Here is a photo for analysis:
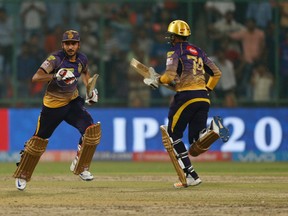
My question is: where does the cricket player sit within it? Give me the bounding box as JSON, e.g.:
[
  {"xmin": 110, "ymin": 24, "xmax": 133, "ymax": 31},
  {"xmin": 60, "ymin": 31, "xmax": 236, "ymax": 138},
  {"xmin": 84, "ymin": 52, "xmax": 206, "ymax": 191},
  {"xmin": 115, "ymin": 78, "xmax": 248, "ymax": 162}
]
[
  {"xmin": 13, "ymin": 30, "xmax": 101, "ymax": 190},
  {"xmin": 143, "ymin": 20, "xmax": 230, "ymax": 188}
]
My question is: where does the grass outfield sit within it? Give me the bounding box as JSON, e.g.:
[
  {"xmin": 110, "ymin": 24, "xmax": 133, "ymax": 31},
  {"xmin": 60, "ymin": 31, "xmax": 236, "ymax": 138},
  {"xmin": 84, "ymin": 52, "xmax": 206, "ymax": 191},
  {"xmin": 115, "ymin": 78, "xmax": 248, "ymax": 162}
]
[{"xmin": 1, "ymin": 161, "xmax": 288, "ymax": 216}]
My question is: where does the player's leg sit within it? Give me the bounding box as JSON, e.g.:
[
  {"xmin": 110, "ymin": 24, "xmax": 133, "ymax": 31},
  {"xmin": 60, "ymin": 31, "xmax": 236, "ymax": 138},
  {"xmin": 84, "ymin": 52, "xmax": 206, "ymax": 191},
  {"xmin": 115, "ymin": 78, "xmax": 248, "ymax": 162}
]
[
  {"xmin": 188, "ymin": 115, "xmax": 230, "ymax": 157},
  {"xmin": 160, "ymin": 125, "xmax": 201, "ymax": 188},
  {"xmin": 13, "ymin": 136, "xmax": 49, "ymax": 190},
  {"xmin": 13, "ymin": 105, "xmax": 67, "ymax": 190},
  {"xmin": 163, "ymin": 98, "xmax": 203, "ymax": 188},
  {"xmin": 65, "ymin": 97, "xmax": 101, "ymax": 181}
]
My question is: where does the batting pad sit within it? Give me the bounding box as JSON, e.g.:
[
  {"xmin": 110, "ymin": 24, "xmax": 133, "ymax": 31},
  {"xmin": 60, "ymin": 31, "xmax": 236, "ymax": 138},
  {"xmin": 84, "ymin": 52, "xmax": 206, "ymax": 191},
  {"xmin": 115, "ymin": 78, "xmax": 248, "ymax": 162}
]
[
  {"xmin": 13, "ymin": 136, "xmax": 48, "ymax": 181},
  {"xmin": 189, "ymin": 130, "xmax": 219, "ymax": 157},
  {"xmin": 73, "ymin": 122, "xmax": 101, "ymax": 175},
  {"xmin": 160, "ymin": 125, "xmax": 187, "ymax": 187}
]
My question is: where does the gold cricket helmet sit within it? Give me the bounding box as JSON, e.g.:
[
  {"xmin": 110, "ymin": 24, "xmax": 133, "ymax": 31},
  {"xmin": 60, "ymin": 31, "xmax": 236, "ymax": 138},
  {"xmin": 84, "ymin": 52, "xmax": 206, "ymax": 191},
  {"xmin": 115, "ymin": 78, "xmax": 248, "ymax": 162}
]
[{"xmin": 167, "ymin": 20, "xmax": 191, "ymax": 36}]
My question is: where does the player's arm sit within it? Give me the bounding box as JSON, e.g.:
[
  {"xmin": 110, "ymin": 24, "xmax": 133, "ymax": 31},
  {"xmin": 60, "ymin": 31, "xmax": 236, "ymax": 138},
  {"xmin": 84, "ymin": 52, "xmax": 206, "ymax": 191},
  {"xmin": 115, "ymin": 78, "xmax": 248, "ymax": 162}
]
[
  {"xmin": 81, "ymin": 68, "xmax": 90, "ymax": 87},
  {"xmin": 144, "ymin": 52, "xmax": 179, "ymax": 90},
  {"xmin": 32, "ymin": 68, "xmax": 54, "ymax": 83},
  {"xmin": 204, "ymin": 61, "xmax": 222, "ymax": 91},
  {"xmin": 81, "ymin": 68, "xmax": 98, "ymax": 105},
  {"xmin": 158, "ymin": 55, "xmax": 179, "ymax": 88}
]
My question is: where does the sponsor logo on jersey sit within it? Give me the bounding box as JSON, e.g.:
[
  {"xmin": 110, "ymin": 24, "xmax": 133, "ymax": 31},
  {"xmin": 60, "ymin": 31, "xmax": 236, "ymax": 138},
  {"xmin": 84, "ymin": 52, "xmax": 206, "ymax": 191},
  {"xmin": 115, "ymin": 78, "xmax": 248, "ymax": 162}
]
[
  {"xmin": 187, "ymin": 46, "xmax": 198, "ymax": 55},
  {"xmin": 78, "ymin": 63, "xmax": 82, "ymax": 73},
  {"xmin": 167, "ymin": 51, "xmax": 174, "ymax": 57},
  {"xmin": 43, "ymin": 60, "xmax": 50, "ymax": 67},
  {"xmin": 166, "ymin": 57, "xmax": 173, "ymax": 65},
  {"xmin": 47, "ymin": 55, "xmax": 56, "ymax": 61}
]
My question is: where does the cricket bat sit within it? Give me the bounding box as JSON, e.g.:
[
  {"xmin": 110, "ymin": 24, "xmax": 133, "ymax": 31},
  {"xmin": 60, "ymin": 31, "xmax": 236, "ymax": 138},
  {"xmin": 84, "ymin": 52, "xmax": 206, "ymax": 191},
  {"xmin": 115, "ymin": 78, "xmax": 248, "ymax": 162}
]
[
  {"xmin": 87, "ymin": 74, "xmax": 99, "ymax": 97},
  {"xmin": 129, "ymin": 58, "xmax": 175, "ymax": 91},
  {"xmin": 130, "ymin": 58, "xmax": 152, "ymax": 78}
]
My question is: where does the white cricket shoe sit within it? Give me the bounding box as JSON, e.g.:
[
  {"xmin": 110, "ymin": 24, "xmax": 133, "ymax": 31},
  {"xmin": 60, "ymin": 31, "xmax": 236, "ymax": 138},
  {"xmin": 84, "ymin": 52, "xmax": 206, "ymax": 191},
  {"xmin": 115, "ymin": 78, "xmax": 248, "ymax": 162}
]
[
  {"xmin": 79, "ymin": 170, "xmax": 94, "ymax": 181},
  {"xmin": 173, "ymin": 177, "xmax": 202, "ymax": 189},
  {"xmin": 15, "ymin": 178, "xmax": 27, "ymax": 191}
]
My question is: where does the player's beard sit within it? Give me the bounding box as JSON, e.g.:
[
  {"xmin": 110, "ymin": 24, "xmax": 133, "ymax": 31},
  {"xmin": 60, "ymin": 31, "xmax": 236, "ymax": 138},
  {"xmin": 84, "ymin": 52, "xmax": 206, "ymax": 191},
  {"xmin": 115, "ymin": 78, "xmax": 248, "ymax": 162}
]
[{"xmin": 64, "ymin": 49, "xmax": 77, "ymax": 59}]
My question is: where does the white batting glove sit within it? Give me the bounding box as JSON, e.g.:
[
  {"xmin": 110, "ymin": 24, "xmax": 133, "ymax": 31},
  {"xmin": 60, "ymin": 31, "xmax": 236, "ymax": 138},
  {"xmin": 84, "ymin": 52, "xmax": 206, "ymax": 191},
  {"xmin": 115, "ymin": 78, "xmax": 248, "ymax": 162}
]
[
  {"xmin": 85, "ymin": 89, "xmax": 98, "ymax": 105},
  {"xmin": 143, "ymin": 67, "xmax": 160, "ymax": 89},
  {"xmin": 54, "ymin": 68, "xmax": 77, "ymax": 84}
]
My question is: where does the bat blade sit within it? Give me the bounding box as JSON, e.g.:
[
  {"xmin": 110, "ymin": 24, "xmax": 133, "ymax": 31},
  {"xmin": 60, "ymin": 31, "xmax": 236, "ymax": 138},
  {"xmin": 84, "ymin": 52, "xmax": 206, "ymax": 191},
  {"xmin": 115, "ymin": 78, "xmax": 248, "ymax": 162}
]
[
  {"xmin": 130, "ymin": 58, "xmax": 150, "ymax": 78},
  {"xmin": 87, "ymin": 74, "xmax": 99, "ymax": 96},
  {"xmin": 129, "ymin": 58, "xmax": 175, "ymax": 91}
]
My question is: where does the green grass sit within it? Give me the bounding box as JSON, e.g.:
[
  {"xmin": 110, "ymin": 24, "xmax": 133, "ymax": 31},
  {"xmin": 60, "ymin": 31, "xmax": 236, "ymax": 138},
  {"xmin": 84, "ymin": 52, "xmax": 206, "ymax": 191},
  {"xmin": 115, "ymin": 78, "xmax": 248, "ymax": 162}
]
[
  {"xmin": 1, "ymin": 161, "xmax": 288, "ymax": 216},
  {"xmin": 2, "ymin": 161, "xmax": 288, "ymax": 174}
]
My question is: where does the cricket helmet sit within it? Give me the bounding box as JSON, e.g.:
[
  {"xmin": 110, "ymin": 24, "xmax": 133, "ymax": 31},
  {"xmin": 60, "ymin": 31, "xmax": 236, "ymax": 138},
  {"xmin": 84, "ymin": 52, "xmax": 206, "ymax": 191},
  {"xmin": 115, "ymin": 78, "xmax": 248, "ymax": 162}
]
[
  {"xmin": 167, "ymin": 20, "xmax": 191, "ymax": 37},
  {"xmin": 62, "ymin": 30, "xmax": 80, "ymax": 42}
]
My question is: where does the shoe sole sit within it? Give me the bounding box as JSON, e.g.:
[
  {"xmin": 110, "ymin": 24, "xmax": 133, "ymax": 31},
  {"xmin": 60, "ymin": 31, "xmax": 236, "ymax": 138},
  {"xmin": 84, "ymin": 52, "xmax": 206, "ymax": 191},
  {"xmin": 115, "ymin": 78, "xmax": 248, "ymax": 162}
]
[
  {"xmin": 174, "ymin": 179, "xmax": 202, "ymax": 188},
  {"xmin": 79, "ymin": 175, "xmax": 94, "ymax": 181},
  {"xmin": 213, "ymin": 116, "xmax": 229, "ymax": 142}
]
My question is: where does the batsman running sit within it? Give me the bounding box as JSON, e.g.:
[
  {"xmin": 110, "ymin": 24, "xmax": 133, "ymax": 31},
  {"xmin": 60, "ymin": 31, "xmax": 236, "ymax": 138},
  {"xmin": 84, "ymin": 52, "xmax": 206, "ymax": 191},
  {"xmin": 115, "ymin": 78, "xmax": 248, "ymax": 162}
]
[
  {"xmin": 142, "ymin": 20, "xmax": 230, "ymax": 188},
  {"xmin": 13, "ymin": 30, "xmax": 101, "ymax": 190}
]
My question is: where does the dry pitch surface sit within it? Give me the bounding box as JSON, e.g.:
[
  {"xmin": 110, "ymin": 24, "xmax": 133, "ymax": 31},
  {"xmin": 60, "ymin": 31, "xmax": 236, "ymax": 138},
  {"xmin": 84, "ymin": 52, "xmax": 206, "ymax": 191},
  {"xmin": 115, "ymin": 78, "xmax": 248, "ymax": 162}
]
[{"xmin": 0, "ymin": 161, "xmax": 288, "ymax": 216}]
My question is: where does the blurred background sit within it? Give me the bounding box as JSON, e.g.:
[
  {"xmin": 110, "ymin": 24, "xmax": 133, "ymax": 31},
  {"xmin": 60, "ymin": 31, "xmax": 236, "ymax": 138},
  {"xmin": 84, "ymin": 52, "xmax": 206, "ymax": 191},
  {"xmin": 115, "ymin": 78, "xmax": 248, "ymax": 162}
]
[
  {"xmin": 0, "ymin": 0, "xmax": 287, "ymax": 163},
  {"xmin": 0, "ymin": 0, "xmax": 287, "ymax": 107}
]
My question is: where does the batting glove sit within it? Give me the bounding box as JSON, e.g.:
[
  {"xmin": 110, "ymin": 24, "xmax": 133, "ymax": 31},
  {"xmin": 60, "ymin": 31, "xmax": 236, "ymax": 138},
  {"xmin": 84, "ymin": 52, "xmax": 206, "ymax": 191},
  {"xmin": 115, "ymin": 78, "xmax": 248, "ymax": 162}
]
[{"xmin": 85, "ymin": 89, "xmax": 98, "ymax": 105}]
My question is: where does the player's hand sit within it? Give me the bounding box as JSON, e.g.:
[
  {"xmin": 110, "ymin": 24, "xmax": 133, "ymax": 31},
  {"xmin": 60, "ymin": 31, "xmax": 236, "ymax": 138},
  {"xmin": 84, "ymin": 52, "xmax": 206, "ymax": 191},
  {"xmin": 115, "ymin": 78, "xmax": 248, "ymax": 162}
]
[
  {"xmin": 143, "ymin": 67, "xmax": 160, "ymax": 89},
  {"xmin": 54, "ymin": 68, "xmax": 77, "ymax": 84},
  {"xmin": 85, "ymin": 89, "xmax": 98, "ymax": 105},
  {"xmin": 143, "ymin": 77, "xmax": 159, "ymax": 89}
]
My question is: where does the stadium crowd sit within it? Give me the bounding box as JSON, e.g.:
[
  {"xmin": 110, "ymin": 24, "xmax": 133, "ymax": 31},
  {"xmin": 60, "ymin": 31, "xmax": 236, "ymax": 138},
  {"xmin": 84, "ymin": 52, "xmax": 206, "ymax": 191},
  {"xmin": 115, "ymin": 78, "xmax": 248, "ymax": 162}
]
[{"xmin": 0, "ymin": 0, "xmax": 287, "ymax": 107}]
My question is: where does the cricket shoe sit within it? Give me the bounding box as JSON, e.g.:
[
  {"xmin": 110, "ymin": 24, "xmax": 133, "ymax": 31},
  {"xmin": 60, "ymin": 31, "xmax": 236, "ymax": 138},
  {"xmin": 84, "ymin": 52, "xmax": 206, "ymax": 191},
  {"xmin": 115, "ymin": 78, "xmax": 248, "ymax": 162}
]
[
  {"xmin": 212, "ymin": 116, "xmax": 230, "ymax": 142},
  {"xmin": 173, "ymin": 176, "xmax": 202, "ymax": 189},
  {"xmin": 79, "ymin": 170, "xmax": 94, "ymax": 181},
  {"xmin": 15, "ymin": 178, "xmax": 27, "ymax": 191}
]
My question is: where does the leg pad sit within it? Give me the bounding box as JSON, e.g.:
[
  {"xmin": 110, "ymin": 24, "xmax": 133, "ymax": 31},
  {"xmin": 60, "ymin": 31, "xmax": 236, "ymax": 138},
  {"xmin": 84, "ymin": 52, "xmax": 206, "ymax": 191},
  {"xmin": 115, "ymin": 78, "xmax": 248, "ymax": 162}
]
[
  {"xmin": 73, "ymin": 123, "xmax": 101, "ymax": 175},
  {"xmin": 189, "ymin": 129, "xmax": 219, "ymax": 157},
  {"xmin": 13, "ymin": 136, "xmax": 48, "ymax": 181},
  {"xmin": 160, "ymin": 125, "xmax": 187, "ymax": 187}
]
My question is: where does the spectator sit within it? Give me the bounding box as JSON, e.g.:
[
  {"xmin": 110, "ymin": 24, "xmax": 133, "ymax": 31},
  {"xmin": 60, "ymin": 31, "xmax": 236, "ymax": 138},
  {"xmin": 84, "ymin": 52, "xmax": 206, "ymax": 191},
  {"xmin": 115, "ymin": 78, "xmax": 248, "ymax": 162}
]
[
  {"xmin": 0, "ymin": 7, "xmax": 14, "ymax": 97},
  {"xmin": 110, "ymin": 3, "xmax": 133, "ymax": 52},
  {"xmin": 229, "ymin": 18, "xmax": 266, "ymax": 99},
  {"xmin": 211, "ymin": 48, "xmax": 237, "ymax": 107},
  {"xmin": 75, "ymin": 2, "xmax": 101, "ymax": 34},
  {"xmin": 16, "ymin": 42, "xmax": 38, "ymax": 98},
  {"xmin": 246, "ymin": 1, "xmax": 272, "ymax": 30},
  {"xmin": 208, "ymin": 10, "xmax": 245, "ymax": 53},
  {"xmin": 45, "ymin": 2, "xmax": 66, "ymax": 30},
  {"xmin": 205, "ymin": 1, "xmax": 236, "ymax": 23},
  {"xmin": 126, "ymin": 41, "xmax": 151, "ymax": 107},
  {"xmin": 27, "ymin": 33, "xmax": 47, "ymax": 96},
  {"xmin": 250, "ymin": 62, "xmax": 274, "ymax": 102},
  {"xmin": 134, "ymin": 27, "xmax": 153, "ymax": 58},
  {"xmin": 101, "ymin": 26, "xmax": 120, "ymax": 98},
  {"xmin": 20, "ymin": 0, "xmax": 47, "ymax": 40},
  {"xmin": 44, "ymin": 25, "xmax": 63, "ymax": 53}
]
